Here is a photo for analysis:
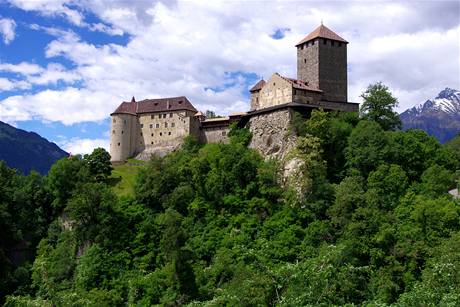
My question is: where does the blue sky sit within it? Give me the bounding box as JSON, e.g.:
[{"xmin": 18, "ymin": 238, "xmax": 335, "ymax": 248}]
[{"xmin": 0, "ymin": 0, "xmax": 458, "ymax": 154}]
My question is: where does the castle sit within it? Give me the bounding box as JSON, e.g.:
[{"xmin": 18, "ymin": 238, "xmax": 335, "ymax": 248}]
[{"xmin": 110, "ymin": 24, "xmax": 359, "ymax": 162}]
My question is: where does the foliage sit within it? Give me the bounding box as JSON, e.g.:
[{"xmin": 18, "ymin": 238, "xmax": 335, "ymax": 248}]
[
  {"xmin": 360, "ymin": 82, "xmax": 402, "ymax": 131},
  {"xmin": 3, "ymin": 107, "xmax": 460, "ymax": 305},
  {"xmin": 83, "ymin": 147, "xmax": 113, "ymax": 181}
]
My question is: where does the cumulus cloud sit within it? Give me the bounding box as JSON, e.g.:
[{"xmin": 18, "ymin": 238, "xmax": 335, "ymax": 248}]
[
  {"xmin": 1, "ymin": 0, "xmax": 459, "ymax": 127},
  {"xmin": 0, "ymin": 18, "xmax": 16, "ymax": 44},
  {"xmin": 59, "ymin": 137, "xmax": 109, "ymax": 155}
]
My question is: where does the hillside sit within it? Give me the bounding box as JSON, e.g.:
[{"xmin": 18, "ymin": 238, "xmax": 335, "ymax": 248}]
[
  {"xmin": 400, "ymin": 88, "xmax": 460, "ymax": 143},
  {"xmin": 0, "ymin": 121, "xmax": 68, "ymax": 174},
  {"xmin": 2, "ymin": 110, "xmax": 460, "ymax": 306}
]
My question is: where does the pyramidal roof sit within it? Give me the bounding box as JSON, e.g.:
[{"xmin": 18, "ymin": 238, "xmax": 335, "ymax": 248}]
[{"xmin": 296, "ymin": 24, "xmax": 348, "ymax": 46}]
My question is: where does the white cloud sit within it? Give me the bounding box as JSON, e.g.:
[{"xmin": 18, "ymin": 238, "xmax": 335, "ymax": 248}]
[
  {"xmin": 58, "ymin": 137, "xmax": 109, "ymax": 155},
  {"xmin": 0, "ymin": 18, "xmax": 16, "ymax": 44},
  {"xmin": 0, "ymin": 0, "xmax": 459, "ymax": 127}
]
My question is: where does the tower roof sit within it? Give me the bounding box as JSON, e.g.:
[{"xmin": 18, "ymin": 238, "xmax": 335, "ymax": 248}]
[{"xmin": 296, "ymin": 24, "xmax": 348, "ymax": 46}]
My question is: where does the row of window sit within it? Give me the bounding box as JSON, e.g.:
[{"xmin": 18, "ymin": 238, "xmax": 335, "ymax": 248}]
[
  {"xmin": 151, "ymin": 113, "xmax": 173, "ymax": 119},
  {"xmin": 115, "ymin": 131, "xmax": 175, "ymax": 147},
  {"xmin": 140, "ymin": 122, "xmax": 176, "ymax": 129},
  {"xmin": 298, "ymin": 39, "xmax": 343, "ymax": 50}
]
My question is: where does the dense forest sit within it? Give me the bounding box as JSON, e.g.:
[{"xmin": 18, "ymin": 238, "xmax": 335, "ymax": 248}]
[{"xmin": 1, "ymin": 84, "xmax": 460, "ymax": 306}]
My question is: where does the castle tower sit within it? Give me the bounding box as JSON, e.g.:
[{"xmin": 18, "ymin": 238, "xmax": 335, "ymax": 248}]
[
  {"xmin": 109, "ymin": 97, "xmax": 139, "ymax": 162},
  {"xmin": 296, "ymin": 24, "xmax": 348, "ymax": 102}
]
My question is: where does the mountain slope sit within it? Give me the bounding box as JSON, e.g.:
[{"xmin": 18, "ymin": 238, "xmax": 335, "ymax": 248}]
[
  {"xmin": 400, "ymin": 88, "xmax": 460, "ymax": 143},
  {"xmin": 0, "ymin": 121, "xmax": 68, "ymax": 174}
]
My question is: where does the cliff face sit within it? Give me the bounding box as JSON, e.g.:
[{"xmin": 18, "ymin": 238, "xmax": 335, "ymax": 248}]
[
  {"xmin": 0, "ymin": 121, "xmax": 68, "ymax": 174},
  {"xmin": 400, "ymin": 88, "xmax": 460, "ymax": 143}
]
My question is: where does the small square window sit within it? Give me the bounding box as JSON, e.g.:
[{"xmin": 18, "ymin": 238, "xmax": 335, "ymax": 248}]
[
  {"xmin": 304, "ymin": 59, "xmax": 306, "ymax": 63},
  {"xmin": 222, "ymin": 131, "xmax": 226, "ymax": 136},
  {"xmin": 124, "ymin": 120, "xmax": 127, "ymax": 124},
  {"xmin": 112, "ymin": 130, "xmax": 115, "ymax": 134},
  {"xmin": 151, "ymin": 115, "xmax": 154, "ymax": 119},
  {"xmin": 165, "ymin": 122, "xmax": 168, "ymax": 128},
  {"xmin": 150, "ymin": 124, "xmax": 153, "ymax": 128},
  {"xmin": 151, "ymin": 133, "xmax": 153, "ymax": 137},
  {"xmin": 140, "ymin": 124, "xmax": 143, "ymax": 128},
  {"xmin": 121, "ymin": 130, "xmax": 124, "ymax": 134},
  {"xmin": 156, "ymin": 123, "xmax": 160, "ymax": 128},
  {"xmin": 113, "ymin": 119, "xmax": 116, "ymax": 123},
  {"xmin": 117, "ymin": 142, "xmax": 120, "ymax": 146},
  {"xmin": 140, "ymin": 132, "xmax": 143, "ymax": 136},
  {"xmin": 171, "ymin": 123, "xmax": 175, "ymax": 127},
  {"xmin": 169, "ymin": 113, "xmax": 173, "ymax": 118},
  {"xmin": 163, "ymin": 114, "xmax": 166, "ymax": 118},
  {"xmin": 168, "ymin": 132, "xmax": 171, "ymax": 135},
  {"xmin": 151, "ymin": 141, "xmax": 153, "ymax": 145},
  {"xmin": 160, "ymin": 132, "xmax": 162, "ymax": 136}
]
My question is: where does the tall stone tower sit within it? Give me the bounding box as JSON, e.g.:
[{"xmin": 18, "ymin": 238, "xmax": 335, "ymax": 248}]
[{"xmin": 296, "ymin": 24, "xmax": 348, "ymax": 102}]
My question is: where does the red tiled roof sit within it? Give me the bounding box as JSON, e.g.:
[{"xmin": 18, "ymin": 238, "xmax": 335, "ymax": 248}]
[
  {"xmin": 296, "ymin": 24, "xmax": 348, "ymax": 46},
  {"xmin": 111, "ymin": 96, "xmax": 197, "ymax": 116},
  {"xmin": 137, "ymin": 96, "xmax": 197, "ymax": 114},
  {"xmin": 111, "ymin": 101, "xmax": 137, "ymax": 115},
  {"xmin": 250, "ymin": 79, "xmax": 266, "ymax": 92},
  {"xmin": 279, "ymin": 74, "xmax": 323, "ymax": 92}
]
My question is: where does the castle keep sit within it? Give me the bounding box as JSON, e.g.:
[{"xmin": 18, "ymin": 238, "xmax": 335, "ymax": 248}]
[{"xmin": 110, "ymin": 24, "xmax": 358, "ymax": 162}]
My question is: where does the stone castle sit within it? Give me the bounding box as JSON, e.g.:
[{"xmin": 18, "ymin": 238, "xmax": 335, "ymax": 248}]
[{"xmin": 110, "ymin": 24, "xmax": 358, "ymax": 162}]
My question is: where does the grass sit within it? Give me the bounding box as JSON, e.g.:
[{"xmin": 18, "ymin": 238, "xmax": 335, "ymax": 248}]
[{"xmin": 108, "ymin": 159, "xmax": 146, "ymax": 197}]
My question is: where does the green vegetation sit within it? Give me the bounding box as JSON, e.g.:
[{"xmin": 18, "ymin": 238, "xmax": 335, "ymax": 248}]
[
  {"xmin": 108, "ymin": 159, "xmax": 145, "ymax": 197},
  {"xmin": 1, "ymin": 84, "xmax": 460, "ymax": 306}
]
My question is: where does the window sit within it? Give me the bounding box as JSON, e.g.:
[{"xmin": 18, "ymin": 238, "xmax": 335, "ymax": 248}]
[
  {"xmin": 151, "ymin": 115, "xmax": 154, "ymax": 119},
  {"xmin": 156, "ymin": 123, "xmax": 160, "ymax": 128},
  {"xmin": 304, "ymin": 59, "xmax": 306, "ymax": 63},
  {"xmin": 171, "ymin": 122, "xmax": 175, "ymax": 128},
  {"xmin": 112, "ymin": 130, "xmax": 115, "ymax": 134},
  {"xmin": 121, "ymin": 130, "xmax": 124, "ymax": 134},
  {"xmin": 323, "ymin": 39, "xmax": 327, "ymax": 44},
  {"xmin": 117, "ymin": 142, "xmax": 120, "ymax": 146},
  {"xmin": 168, "ymin": 132, "xmax": 171, "ymax": 135},
  {"xmin": 160, "ymin": 132, "xmax": 162, "ymax": 136},
  {"xmin": 338, "ymin": 42, "xmax": 342, "ymax": 47},
  {"xmin": 273, "ymin": 82, "xmax": 276, "ymax": 86},
  {"xmin": 222, "ymin": 131, "xmax": 226, "ymax": 136},
  {"xmin": 140, "ymin": 132, "xmax": 143, "ymax": 136},
  {"xmin": 256, "ymin": 97, "xmax": 259, "ymax": 103},
  {"xmin": 151, "ymin": 141, "xmax": 153, "ymax": 145},
  {"xmin": 113, "ymin": 118, "xmax": 116, "ymax": 123},
  {"xmin": 124, "ymin": 119, "xmax": 127, "ymax": 124},
  {"xmin": 165, "ymin": 122, "xmax": 168, "ymax": 128},
  {"xmin": 169, "ymin": 113, "xmax": 173, "ymax": 118},
  {"xmin": 140, "ymin": 124, "xmax": 144, "ymax": 128},
  {"xmin": 150, "ymin": 124, "xmax": 153, "ymax": 128},
  {"xmin": 151, "ymin": 133, "xmax": 153, "ymax": 137},
  {"xmin": 163, "ymin": 114, "xmax": 166, "ymax": 118}
]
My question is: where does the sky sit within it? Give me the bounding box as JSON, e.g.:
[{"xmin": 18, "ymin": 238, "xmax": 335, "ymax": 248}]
[{"xmin": 0, "ymin": 0, "xmax": 459, "ymax": 154}]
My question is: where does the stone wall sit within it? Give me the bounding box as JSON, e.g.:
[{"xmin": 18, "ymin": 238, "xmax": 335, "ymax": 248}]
[
  {"xmin": 297, "ymin": 38, "xmax": 347, "ymax": 102},
  {"xmin": 202, "ymin": 125, "xmax": 229, "ymax": 143},
  {"xmin": 247, "ymin": 108, "xmax": 296, "ymax": 160},
  {"xmin": 258, "ymin": 74, "xmax": 292, "ymax": 110}
]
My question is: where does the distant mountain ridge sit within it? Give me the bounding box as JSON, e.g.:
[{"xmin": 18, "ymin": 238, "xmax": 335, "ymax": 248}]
[
  {"xmin": 0, "ymin": 121, "xmax": 68, "ymax": 174},
  {"xmin": 400, "ymin": 88, "xmax": 460, "ymax": 143}
]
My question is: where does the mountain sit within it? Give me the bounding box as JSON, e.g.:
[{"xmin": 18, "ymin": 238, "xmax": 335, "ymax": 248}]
[
  {"xmin": 0, "ymin": 121, "xmax": 68, "ymax": 174},
  {"xmin": 400, "ymin": 88, "xmax": 460, "ymax": 143}
]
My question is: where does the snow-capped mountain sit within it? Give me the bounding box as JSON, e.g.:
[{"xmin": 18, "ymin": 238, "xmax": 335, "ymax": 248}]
[{"xmin": 400, "ymin": 88, "xmax": 460, "ymax": 143}]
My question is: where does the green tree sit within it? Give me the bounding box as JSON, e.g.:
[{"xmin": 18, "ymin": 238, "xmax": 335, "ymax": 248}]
[
  {"xmin": 84, "ymin": 147, "xmax": 113, "ymax": 182},
  {"xmin": 360, "ymin": 82, "xmax": 401, "ymax": 130}
]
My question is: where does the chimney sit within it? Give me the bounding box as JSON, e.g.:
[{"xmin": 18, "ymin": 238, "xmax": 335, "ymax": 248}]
[{"xmin": 131, "ymin": 96, "xmax": 136, "ymax": 103}]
